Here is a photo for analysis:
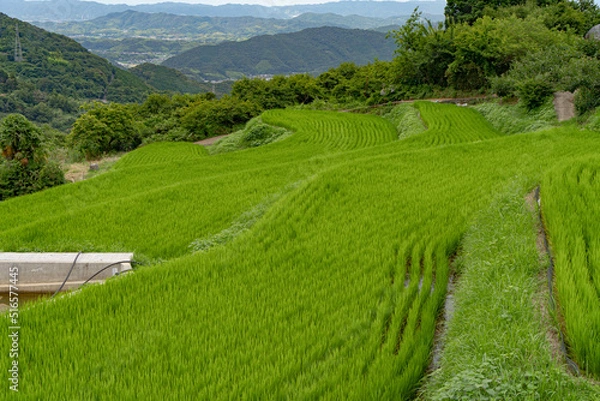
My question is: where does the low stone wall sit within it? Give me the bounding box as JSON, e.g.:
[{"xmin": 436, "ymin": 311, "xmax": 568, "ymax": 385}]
[{"xmin": 553, "ymin": 91, "xmax": 576, "ymax": 122}]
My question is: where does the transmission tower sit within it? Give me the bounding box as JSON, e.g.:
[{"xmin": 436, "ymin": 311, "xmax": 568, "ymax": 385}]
[{"xmin": 14, "ymin": 23, "xmax": 23, "ymax": 62}]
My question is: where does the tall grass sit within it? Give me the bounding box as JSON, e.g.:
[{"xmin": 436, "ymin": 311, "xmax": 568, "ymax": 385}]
[{"xmin": 473, "ymin": 100, "xmax": 558, "ymax": 135}]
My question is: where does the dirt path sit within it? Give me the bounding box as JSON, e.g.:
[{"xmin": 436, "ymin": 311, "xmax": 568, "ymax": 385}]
[{"xmin": 195, "ymin": 134, "xmax": 229, "ymax": 146}]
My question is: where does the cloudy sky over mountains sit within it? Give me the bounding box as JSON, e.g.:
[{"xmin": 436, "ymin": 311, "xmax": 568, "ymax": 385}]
[{"xmin": 89, "ymin": 0, "xmax": 426, "ymax": 6}]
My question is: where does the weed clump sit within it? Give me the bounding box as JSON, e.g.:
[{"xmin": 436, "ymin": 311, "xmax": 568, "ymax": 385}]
[{"xmin": 209, "ymin": 117, "xmax": 292, "ymax": 155}]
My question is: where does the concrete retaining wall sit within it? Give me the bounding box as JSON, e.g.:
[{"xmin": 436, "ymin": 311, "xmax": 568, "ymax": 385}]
[{"xmin": 0, "ymin": 253, "xmax": 133, "ymax": 293}]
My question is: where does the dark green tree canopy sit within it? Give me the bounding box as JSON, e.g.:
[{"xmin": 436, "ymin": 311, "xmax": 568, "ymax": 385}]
[
  {"xmin": 0, "ymin": 113, "xmax": 43, "ymax": 164},
  {"xmin": 445, "ymin": 0, "xmax": 562, "ymax": 25},
  {"xmin": 0, "ymin": 113, "xmax": 64, "ymax": 200}
]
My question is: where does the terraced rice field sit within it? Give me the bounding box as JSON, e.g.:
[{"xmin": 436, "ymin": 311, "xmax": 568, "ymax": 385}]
[
  {"xmin": 542, "ymin": 158, "xmax": 600, "ymax": 378},
  {"xmin": 1, "ymin": 103, "xmax": 599, "ymax": 399}
]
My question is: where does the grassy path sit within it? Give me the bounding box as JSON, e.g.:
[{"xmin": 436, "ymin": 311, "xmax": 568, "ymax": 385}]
[{"xmin": 422, "ymin": 187, "xmax": 600, "ymax": 400}]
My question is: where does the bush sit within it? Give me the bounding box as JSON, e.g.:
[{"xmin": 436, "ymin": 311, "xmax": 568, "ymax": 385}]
[
  {"xmin": 586, "ymin": 108, "xmax": 600, "ymax": 132},
  {"xmin": 517, "ymin": 77, "xmax": 554, "ymax": 111},
  {"xmin": 0, "ymin": 160, "xmax": 35, "ymax": 200},
  {"xmin": 180, "ymin": 96, "xmax": 260, "ymax": 141},
  {"xmin": 239, "ymin": 119, "xmax": 288, "ymax": 147},
  {"xmin": 575, "ymin": 86, "xmax": 600, "ymax": 116},
  {"xmin": 36, "ymin": 161, "xmax": 66, "ymax": 191}
]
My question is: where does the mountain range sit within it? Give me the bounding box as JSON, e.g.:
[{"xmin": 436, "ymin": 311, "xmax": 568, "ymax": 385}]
[
  {"xmin": 0, "ymin": 0, "xmax": 446, "ymax": 22},
  {"xmin": 35, "ymin": 10, "xmax": 421, "ymax": 66},
  {"xmin": 37, "ymin": 10, "xmax": 411, "ymax": 40},
  {"xmin": 162, "ymin": 26, "xmax": 397, "ymax": 80}
]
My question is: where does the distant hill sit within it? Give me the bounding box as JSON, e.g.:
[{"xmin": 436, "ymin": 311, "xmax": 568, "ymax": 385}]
[
  {"xmin": 130, "ymin": 63, "xmax": 232, "ymax": 96},
  {"xmin": 36, "ymin": 10, "xmax": 409, "ymax": 41},
  {"xmin": 162, "ymin": 26, "xmax": 397, "ymax": 81},
  {"xmin": 36, "ymin": 11, "xmax": 408, "ymax": 67},
  {"xmin": 79, "ymin": 37, "xmax": 200, "ymax": 68},
  {"xmin": 35, "ymin": 10, "xmax": 413, "ymax": 66},
  {"xmin": 0, "ymin": 0, "xmax": 446, "ymax": 22}
]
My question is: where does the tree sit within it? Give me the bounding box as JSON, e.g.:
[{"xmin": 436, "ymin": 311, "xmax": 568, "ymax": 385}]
[
  {"xmin": 180, "ymin": 96, "xmax": 259, "ymax": 141},
  {"xmin": 0, "ymin": 113, "xmax": 44, "ymax": 165},
  {"xmin": 68, "ymin": 102, "xmax": 140, "ymax": 160},
  {"xmin": 0, "ymin": 114, "xmax": 65, "ymax": 200},
  {"xmin": 388, "ymin": 10, "xmax": 454, "ymax": 90},
  {"xmin": 445, "ymin": 0, "xmax": 560, "ymax": 25}
]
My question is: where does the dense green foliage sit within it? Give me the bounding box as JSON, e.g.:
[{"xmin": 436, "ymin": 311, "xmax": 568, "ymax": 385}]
[
  {"xmin": 68, "ymin": 103, "xmax": 141, "ymax": 160},
  {"xmin": 445, "ymin": 0, "xmax": 545, "ymax": 25},
  {"xmin": 388, "ymin": 3, "xmax": 600, "ymax": 108},
  {"xmin": 162, "ymin": 27, "xmax": 397, "ymax": 80},
  {"xmin": 2, "ymin": 103, "xmax": 600, "ymax": 399},
  {"xmin": 0, "ymin": 13, "xmax": 153, "ymax": 130},
  {"xmin": 0, "ymin": 113, "xmax": 64, "ymax": 199},
  {"xmin": 66, "ymin": 91, "xmax": 260, "ymax": 157}
]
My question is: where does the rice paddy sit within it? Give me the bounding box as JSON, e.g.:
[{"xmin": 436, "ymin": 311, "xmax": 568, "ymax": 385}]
[{"xmin": 1, "ymin": 102, "xmax": 599, "ymax": 399}]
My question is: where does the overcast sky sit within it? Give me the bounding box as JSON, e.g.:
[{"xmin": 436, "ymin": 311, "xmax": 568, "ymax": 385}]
[
  {"xmin": 89, "ymin": 0, "xmax": 420, "ymax": 6},
  {"xmin": 83, "ymin": 0, "xmax": 600, "ymax": 6}
]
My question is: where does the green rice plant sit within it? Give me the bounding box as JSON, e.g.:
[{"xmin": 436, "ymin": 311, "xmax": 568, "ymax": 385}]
[
  {"xmin": 2, "ymin": 103, "xmax": 600, "ymax": 399},
  {"xmin": 114, "ymin": 141, "xmax": 208, "ymax": 169},
  {"xmin": 541, "ymin": 159, "xmax": 600, "ymax": 378},
  {"xmin": 401, "ymin": 101, "xmax": 501, "ymax": 147}
]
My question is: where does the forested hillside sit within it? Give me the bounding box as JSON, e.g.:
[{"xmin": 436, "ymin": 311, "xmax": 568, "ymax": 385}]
[
  {"xmin": 0, "ymin": 13, "xmax": 152, "ymax": 129},
  {"xmin": 162, "ymin": 27, "xmax": 397, "ymax": 80},
  {"xmin": 130, "ymin": 63, "xmax": 232, "ymax": 95}
]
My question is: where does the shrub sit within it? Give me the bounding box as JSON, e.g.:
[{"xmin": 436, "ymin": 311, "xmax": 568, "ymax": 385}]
[{"xmin": 517, "ymin": 77, "xmax": 554, "ymax": 111}]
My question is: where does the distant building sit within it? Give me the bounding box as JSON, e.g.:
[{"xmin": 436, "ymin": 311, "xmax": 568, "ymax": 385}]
[{"xmin": 585, "ymin": 24, "xmax": 600, "ymax": 40}]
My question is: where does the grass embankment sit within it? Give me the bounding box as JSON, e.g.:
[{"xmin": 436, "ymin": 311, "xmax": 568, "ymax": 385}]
[
  {"xmin": 423, "ymin": 187, "xmax": 600, "ymax": 400},
  {"xmin": 1, "ymin": 103, "xmax": 600, "ymax": 399},
  {"xmin": 473, "ymin": 101, "xmax": 558, "ymax": 134}
]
